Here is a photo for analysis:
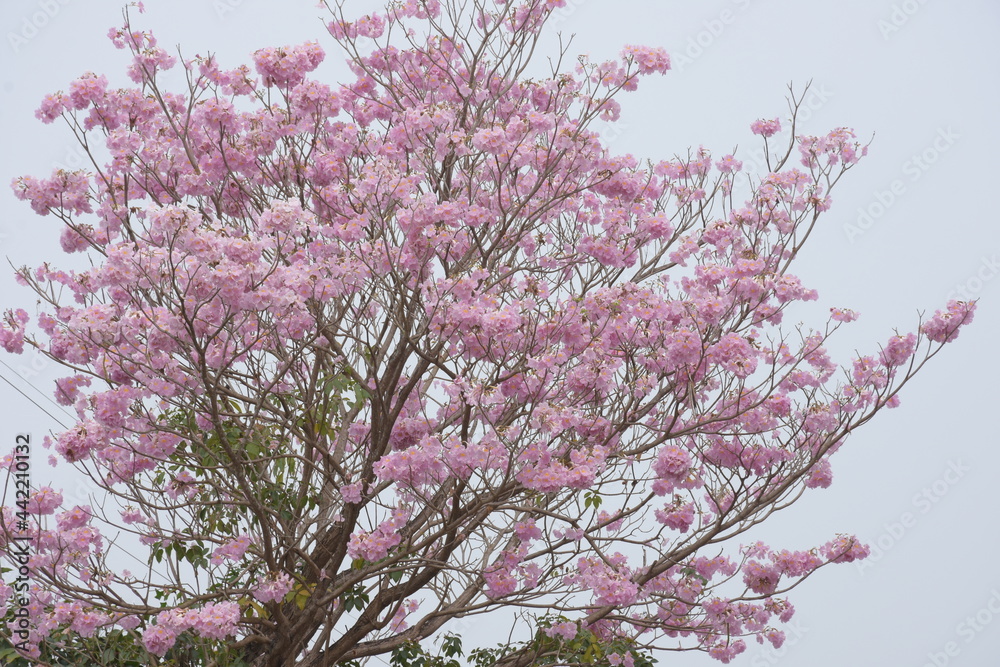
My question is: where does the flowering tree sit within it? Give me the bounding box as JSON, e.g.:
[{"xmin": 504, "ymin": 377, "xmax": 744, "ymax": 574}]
[{"xmin": 0, "ymin": 1, "xmax": 975, "ymax": 665}]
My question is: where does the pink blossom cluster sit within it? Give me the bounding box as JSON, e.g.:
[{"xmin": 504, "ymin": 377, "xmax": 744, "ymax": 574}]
[
  {"xmin": 482, "ymin": 546, "xmax": 544, "ymax": 599},
  {"xmin": 339, "ymin": 481, "xmax": 364, "ymax": 504},
  {"xmin": 142, "ymin": 602, "xmax": 240, "ymax": 656},
  {"xmin": 327, "ymin": 13, "xmax": 386, "ymax": 40},
  {"xmin": 252, "ymin": 42, "xmax": 325, "ymax": 88},
  {"xmin": 374, "ymin": 437, "xmax": 448, "ymax": 487},
  {"xmin": 347, "ymin": 509, "xmax": 409, "ymax": 562},
  {"xmin": 45, "ymin": 602, "xmax": 111, "ymax": 638},
  {"xmin": 880, "ymin": 332, "xmax": 917, "ymax": 367},
  {"xmin": 210, "ymin": 534, "xmax": 252, "ymax": 565},
  {"xmin": 253, "ymin": 573, "xmax": 294, "ymax": 604},
  {"xmin": 517, "ymin": 443, "xmax": 609, "ymax": 492},
  {"xmin": 0, "ymin": 309, "xmax": 29, "ymax": 354},
  {"xmin": 543, "ymin": 621, "xmax": 579, "ymax": 641},
  {"xmin": 621, "ymin": 45, "xmax": 671, "ymax": 74},
  {"xmin": 920, "ymin": 300, "xmax": 976, "ymax": 343},
  {"xmin": 651, "ymin": 445, "xmax": 693, "ymax": 495},
  {"xmin": 390, "ymin": 598, "xmax": 420, "ymax": 632},
  {"xmin": 655, "ymin": 499, "xmax": 696, "ymax": 532},
  {"xmin": 11, "ymin": 170, "xmax": 92, "ymax": 218},
  {"xmin": 750, "ymin": 118, "xmax": 781, "ymax": 137},
  {"xmin": 565, "ymin": 554, "xmax": 639, "ymax": 606},
  {"xmin": 27, "ymin": 487, "xmax": 62, "ymax": 515},
  {"xmin": 797, "ymin": 127, "xmax": 868, "ymax": 168},
  {"xmin": 820, "ymin": 534, "xmax": 870, "ymax": 563}
]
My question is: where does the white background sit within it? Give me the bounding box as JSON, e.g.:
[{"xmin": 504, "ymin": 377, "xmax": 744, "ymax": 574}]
[{"xmin": 1, "ymin": 1, "xmax": 998, "ymax": 665}]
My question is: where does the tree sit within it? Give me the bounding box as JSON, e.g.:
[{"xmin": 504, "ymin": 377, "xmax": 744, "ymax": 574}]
[{"xmin": 0, "ymin": 0, "xmax": 976, "ymax": 665}]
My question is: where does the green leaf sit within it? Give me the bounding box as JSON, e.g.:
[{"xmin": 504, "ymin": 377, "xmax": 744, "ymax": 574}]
[{"xmin": 441, "ymin": 634, "xmax": 462, "ymax": 658}]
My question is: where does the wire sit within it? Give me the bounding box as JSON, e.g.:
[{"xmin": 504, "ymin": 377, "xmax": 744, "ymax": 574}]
[
  {"xmin": 0, "ymin": 367, "xmax": 69, "ymax": 430},
  {"xmin": 0, "ymin": 358, "xmax": 77, "ymax": 424}
]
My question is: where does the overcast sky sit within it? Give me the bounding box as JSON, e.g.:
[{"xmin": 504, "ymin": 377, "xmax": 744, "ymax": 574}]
[{"xmin": 1, "ymin": 1, "xmax": 999, "ymax": 665}]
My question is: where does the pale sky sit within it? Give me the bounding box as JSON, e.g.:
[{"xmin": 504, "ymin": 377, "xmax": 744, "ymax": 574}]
[{"xmin": 1, "ymin": 1, "xmax": 999, "ymax": 665}]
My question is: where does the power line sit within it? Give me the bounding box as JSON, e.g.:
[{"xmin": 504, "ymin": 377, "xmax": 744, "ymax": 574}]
[
  {"xmin": 0, "ymin": 358, "xmax": 77, "ymax": 423},
  {"xmin": 0, "ymin": 364, "xmax": 70, "ymax": 429}
]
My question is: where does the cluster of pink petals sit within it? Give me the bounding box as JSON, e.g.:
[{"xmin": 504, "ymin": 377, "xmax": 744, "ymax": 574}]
[
  {"xmin": 921, "ymin": 300, "xmax": 976, "ymax": 343},
  {"xmin": 347, "ymin": 509, "xmax": 409, "ymax": 562},
  {"xmin": 750, "ymin": 118, "xmax": 781, "ymax": 137},
  {"xmin": 142, "ymin": 602, "xmax": 241, "ymax": 656},
  {"xmin": 253, "ymin": 573, "xmax": 294, "ymax": 604},
  {"xmin": 252, "ymin": 42, "xmax": 324, "ymax": 88}
]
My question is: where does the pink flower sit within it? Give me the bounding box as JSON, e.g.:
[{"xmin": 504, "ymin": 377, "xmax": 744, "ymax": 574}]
[
  {"xmin": 253, "ymin": 573, "xmax": 293, "ymax": 604},
  {"xmin": 210, "ymin": 534, "xmax": 252, "ymax": 565},
  {"xmin": 655, "ymin": 502, "xmax": 695, "ymax": 532},
  {"xmin": 821, "ymin": 535, "xmax": 869, "ymax": 563},
  {"xmin": 483, "ymin": 566, "xmax": 518, "ymax": 598},
  {"xmin": 347, "ymin": 509, "xmax": 408, "ymax": 562},
  {"xmin": 117, "ymin": 615, "xmax": 140, "ymax": 631},
  {"xmin": 68, "ymin": 72, "xmax": 109, "ymax": 110},
  {"xmin": 54, "ymin": 375, "xmax": 92, "ymax": 406},
  {"xmin": 804, "ymin": 459, "xmax": 832, "ymax": 489},
  {"xmin": 253, "ymin": 42, "xmax": 325, "ymax": 88},
  {"xmin": 57, "ymin": 505, "xmax": 91, "ymax": 531},
  {"xmin": 742, "ymin": 560, "xmax": 780, "ymax": 594},
  {"xmin": 653, "ymin": 445, "xmax": 691, "ymax": 479},
  {"xmin": 514, "ymin": 520, "xmax": 542, "ymax": 543},
  {"xmin": 751, "ymin": 118, "xmax": 781, "ymax": 138},
  {"xmin": 471, "ymin": 127, "xmax": 509, "ymax": 155},
  {"xmin": 190, "ymin": 601, "xmax": 240, "ymax": 640},
  {"xmin": 70, "ymin": 609, "xmax": 108, "ymax": 637},
  {"xmin": 27, "ymin": 487, "xmax": 62, "ymax": 515},
  {"xmin": 764, "ymin": 629, "xmax": 786, "ymax": 649},
  {"xmin": 715, "ymin": 154, "xmax": 742, "ymax": 173},
  {"xmin": 0, "ymin": 309, "xmax": 29, "ymax": 354},
  {"xmin": 708, "ymin": 640, "xmax": 746, "ymax": 663},
  {"xmin": 35, "ymin": 93, "xmax": 69, "ymax": 123},
  {"xmin": 543, "ymin": 621, "xmax": 578, "ymax": 641},
  {"xmin": 772, "ymin": 549, "xmax": 822, "ymax": 577},
  {"xmin": 390, "ymin": 598, "xmax": 420, "ymax": 632},
  {"xmin": 340, "ymin": 481, "xmax": 363, "ymax": 504},
  {"xmin": 880, "ymin": 332, "xmax": 917, "ymax": 367},
  {"xmin": 920, "ymin": 300, "xmax": 976, "ymax": 343},
  {"xmin": 142, "ymin": 624, "xmax": 178, "ymax": 657},
  {"xmin": 622, "ymin": 45, "xmax": 671, "ymax": 74},
  {"xmin": 830, "ymin": 307, "xmax": 859, "ymax": 323}
]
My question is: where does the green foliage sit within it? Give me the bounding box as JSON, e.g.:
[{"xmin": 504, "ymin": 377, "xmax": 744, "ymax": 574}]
[
  {"xmin": 0, "ymin": 623, "xmax": 258, "ymax": 667},
  {"xmin": 468, "ymin": 617, "xmax": 657, "ymax": 667},
  {"xmin": 583, "ymin": 491, "xmax": 603, "ymax": 510},
  {"xmin": 341, "ymin": 584, "xmax": 371, "ymax": 613},
  {"xmin": 0, "ymin": 627, "xmax": 151, "ymax": 667},
  {"xmin": 388, "ymin": 634, "xmax": 463, "ymax": 667}
]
